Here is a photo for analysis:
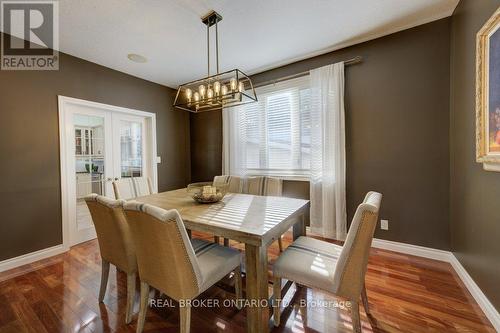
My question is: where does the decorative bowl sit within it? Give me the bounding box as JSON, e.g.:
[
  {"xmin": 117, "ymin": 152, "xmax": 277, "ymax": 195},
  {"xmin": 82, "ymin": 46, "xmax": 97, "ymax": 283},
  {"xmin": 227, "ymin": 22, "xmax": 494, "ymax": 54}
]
[{"xmin": 187, "ymin": 182, "xmax": 228, "ymax": 204}]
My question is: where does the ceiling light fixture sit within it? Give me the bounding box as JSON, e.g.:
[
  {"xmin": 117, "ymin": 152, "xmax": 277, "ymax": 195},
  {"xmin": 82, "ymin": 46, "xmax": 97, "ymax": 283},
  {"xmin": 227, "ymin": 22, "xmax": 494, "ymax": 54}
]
[
  {"xmin": 127, "ymin": 53, "xmax": 147, "ymax": 63},
  {"xmin": 173, "ymin": 10, "xmax": 257, "ymax": 113}
]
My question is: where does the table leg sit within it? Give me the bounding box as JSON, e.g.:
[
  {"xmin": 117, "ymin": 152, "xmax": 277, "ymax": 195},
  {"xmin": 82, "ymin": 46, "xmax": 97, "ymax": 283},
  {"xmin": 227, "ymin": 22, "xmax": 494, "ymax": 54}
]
[
  {"xmin": 245, "ymin": 243, "xmax": 269, "ymax": 333},
  {"xmin": 292, "ymin": 213, "xmax": 306, "ymax": 241}
]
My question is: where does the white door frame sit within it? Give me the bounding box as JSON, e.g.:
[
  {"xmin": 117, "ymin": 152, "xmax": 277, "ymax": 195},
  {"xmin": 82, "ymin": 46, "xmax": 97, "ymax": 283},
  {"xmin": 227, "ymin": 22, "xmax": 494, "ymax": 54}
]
[{"xmin": 58, "ymin": 95, "xmax": 158, "ymax": 249}]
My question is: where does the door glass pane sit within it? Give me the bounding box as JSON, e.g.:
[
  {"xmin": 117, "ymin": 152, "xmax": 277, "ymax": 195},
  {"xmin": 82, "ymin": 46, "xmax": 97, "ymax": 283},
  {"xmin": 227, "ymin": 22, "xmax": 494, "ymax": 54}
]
[
  {"xmin": 73, "ymin": 114, "xmax": 105, "ymax": 231},
  {"xmin": 120, "ymin": 120, "xmax": 143, "ymax": 178}
]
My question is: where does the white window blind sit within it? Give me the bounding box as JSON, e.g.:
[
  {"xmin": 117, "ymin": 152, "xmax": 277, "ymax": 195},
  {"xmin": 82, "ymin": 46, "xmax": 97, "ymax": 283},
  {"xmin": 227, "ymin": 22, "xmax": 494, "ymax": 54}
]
[{"xmin": 225, "ymin": 76, "xmax": 311, "ymax": 178}]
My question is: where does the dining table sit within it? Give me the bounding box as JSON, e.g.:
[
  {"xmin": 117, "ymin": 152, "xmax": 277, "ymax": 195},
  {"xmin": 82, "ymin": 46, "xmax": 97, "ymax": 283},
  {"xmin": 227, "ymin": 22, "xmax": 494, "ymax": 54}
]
[{"xmin": 136, "ymin": 188, "xmax": 310, "ymax": 333}]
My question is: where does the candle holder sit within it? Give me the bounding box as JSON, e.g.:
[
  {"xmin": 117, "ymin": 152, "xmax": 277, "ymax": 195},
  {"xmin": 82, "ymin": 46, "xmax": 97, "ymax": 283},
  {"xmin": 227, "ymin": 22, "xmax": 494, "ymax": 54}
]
[{"xmin": 187, "ymin": 182, "xmax": 228, "ymax": 203}]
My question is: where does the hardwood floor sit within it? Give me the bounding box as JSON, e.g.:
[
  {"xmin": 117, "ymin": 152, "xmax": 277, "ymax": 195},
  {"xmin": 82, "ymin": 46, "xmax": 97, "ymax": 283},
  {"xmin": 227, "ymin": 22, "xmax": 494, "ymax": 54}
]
[{"xmin": 0, "ymin": 232, "xmax": 495, "ymax": 333}]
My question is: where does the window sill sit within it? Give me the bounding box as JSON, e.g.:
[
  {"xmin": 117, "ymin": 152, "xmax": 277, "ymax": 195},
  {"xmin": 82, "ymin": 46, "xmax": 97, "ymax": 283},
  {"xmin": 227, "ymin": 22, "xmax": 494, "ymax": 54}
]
[{"xmin": 245, "ymin": 173, "xmax": 310, "ymax": 182}]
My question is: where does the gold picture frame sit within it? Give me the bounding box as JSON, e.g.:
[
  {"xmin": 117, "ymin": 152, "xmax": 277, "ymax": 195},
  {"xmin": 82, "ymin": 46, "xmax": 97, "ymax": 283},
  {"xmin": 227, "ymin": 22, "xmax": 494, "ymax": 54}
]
[{"xmin": 476, "ymin": 7, "xmax": 500, "ymax": 172}]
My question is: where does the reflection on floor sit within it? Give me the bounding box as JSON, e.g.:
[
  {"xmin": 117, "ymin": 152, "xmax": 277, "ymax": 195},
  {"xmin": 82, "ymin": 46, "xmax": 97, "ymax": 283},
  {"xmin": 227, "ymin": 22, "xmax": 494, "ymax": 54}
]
[{"xmin": 0, "ymin": 232, "xmax": 495, "ymax": 332}]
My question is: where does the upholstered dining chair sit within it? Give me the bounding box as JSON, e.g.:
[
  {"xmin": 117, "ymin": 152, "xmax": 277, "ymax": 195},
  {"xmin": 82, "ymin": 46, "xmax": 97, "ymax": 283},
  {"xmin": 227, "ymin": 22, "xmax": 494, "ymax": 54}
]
[
  {"xmin": 123, "ymin": 202, "xmax": 243, "ymax": 333},
  {"xmin": 213, "ymin": 175, "xmax": 243, "ymax": 193},
  {"xmin": 213, "ymin": 175, "xmax": 243, "ymax": 245},
  {"xmin": 272, "ymin": 191, "xmax": 382, "ymax": 333},
  {"xmin": 246, "ymin": 176, "xmax": 285, "ymax": 251},
  {"xmin": 112, "ymin": 178, "xmax": 136, "ymax": 200},
  {"xmin": 132, "ymin": 177, "xmax": 153, "ymax": 197},
  {"xmin": 84, "ymin": 194, "xmax": 137, "ymax": 324}
]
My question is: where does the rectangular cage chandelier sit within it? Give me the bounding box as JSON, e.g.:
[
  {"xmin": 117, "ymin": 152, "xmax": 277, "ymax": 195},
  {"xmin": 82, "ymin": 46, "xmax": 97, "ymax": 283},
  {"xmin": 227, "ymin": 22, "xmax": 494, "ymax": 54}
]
[{"xmin": 173, "ymin": 11, "xmax": 257, "ymax": 113}]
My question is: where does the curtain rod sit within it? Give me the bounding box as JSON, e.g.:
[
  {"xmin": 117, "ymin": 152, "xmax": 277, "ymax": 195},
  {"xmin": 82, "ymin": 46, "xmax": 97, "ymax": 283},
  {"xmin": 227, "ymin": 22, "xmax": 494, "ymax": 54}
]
[{"xmin": 253, "ymin": 55, "xmax": 363, "ymax": 88}]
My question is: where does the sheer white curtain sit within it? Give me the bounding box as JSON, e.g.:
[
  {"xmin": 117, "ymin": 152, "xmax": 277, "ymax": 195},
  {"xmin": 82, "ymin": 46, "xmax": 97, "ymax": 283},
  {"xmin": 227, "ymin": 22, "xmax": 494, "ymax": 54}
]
[
  {"xmin": 309, "ymin": 62, "xmax": 347, "ymax": 240},
  {"xmin": 222, "ymin": 105, "xmax": 247, "ymax": 176}
]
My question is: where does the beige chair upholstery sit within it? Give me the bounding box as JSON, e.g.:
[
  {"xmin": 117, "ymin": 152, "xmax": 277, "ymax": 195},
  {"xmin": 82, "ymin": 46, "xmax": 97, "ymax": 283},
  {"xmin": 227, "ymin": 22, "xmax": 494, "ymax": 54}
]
[
  {"xmin": 246, "ymin": 176, "xmax": 265, "ymax": 195},
  {"xmin": 123, "ymin": 201, "xmax": 242, "ymax": 333},
  {"xmin": 272, "ymin": 191, "xmax": 382, "ymax": 332},
  {"xmin": 245, "ymin": 176, "xmax": 285, "ymax": 250},
  {"xmin": 112, "ymin": 178, "xmax": 136, "ymax": 200},
  {"xmin": 213, "ymin": 175, "xmax": 243, "ymax": 193},
  {"xmin": 263, "ymin": 177, "xmax": 283, "ymax": 197},
  {"xmin": 246, "ymin": 176, "xmax": 283, "ymax": 196},
  {"xmin": 133, "ymin": 177, "xmax": 153, "ymax": 197},
  {"xmin": 84, "ymin": 194, "xmax": 137, "ymax": 324}
]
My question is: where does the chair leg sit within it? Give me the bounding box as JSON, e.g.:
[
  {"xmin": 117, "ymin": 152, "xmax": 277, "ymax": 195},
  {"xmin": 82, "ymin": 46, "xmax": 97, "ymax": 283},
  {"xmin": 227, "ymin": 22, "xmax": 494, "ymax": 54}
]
[
  {"xmin": 125, "ymin": 273, "xmax": 136, "ymax": 324},
  {"xmin": 350, "ymin": 299, "xmax": 361, "ymax": 333},
  {"xmin": 273, "ymin": 276, "xmax": 282, "ymax": 327},
  {"xmin": 179, "ymin": 303, "xmax": 191, "ymax": 333},
  {"xmin": 223, "ymin": 238, "xmax": 229, "ymax": 247},
  {"xmin": 98, "ymin": 259, "xmax": 110, "ymax": 302},
  {"xmin": 278, "ymin": 236, "xmax": 283, "ymax": 252},
  {"xmin": 361, "ymin": 283, "xmax": 370, "ymax": 315},
  {"xmin": 136, "ymin": 282, "xmax": 150, "ymax": 333},
  {"xmin": 234, "ymin": 267, "xmax": 243, "ymax": 309},
  {"xmin": 214, "ymin": 236, "xmax": 220, "ymax": 244}
]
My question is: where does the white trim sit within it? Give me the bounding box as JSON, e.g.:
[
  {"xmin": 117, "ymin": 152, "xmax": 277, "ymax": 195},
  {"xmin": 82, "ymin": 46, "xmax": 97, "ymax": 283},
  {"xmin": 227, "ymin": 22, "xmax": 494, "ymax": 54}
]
[
  {"xmin": 371, "ymin": 238, "xmax": 453, "ymax": 262},
  {"xmin": 449, "ymin": 255, "xmax": 500, "ymax": 332},
  {"xmin": 371, "ymin": 238, "xmax": 500, "ymax": 331},
  {"xmin": 58, "ymin": 96, "xmax": 159, "ymax": 249},
  {"xmin": 0, "ymin": 245, "xmax": 67, "ymax": 273}
]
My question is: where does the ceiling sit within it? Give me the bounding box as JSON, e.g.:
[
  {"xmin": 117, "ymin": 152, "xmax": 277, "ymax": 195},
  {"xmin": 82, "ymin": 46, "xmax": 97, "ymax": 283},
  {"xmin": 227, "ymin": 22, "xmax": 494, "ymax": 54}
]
[{"xmin": 4, "ymin": 0, "xmax": 459, "ymax": 87}]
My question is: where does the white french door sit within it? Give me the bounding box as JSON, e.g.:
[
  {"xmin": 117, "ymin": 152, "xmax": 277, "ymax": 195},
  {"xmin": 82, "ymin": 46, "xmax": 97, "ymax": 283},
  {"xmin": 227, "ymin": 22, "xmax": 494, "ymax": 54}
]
[{"xmin": 59, "ymin": 97, "xmax": 158, "ymax": 247}]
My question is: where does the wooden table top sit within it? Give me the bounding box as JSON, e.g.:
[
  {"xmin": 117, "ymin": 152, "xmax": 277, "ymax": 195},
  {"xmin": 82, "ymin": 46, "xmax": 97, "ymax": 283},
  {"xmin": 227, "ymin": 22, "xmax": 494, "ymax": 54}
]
[{"xmin": 135, "ymin": 188, "xmax": 310, "ymax": 246}]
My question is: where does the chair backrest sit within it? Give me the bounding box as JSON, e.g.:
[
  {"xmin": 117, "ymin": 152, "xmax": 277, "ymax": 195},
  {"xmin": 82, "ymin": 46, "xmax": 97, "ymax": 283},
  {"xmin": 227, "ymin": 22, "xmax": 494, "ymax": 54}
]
[
  {"xmin": 246, "ymin": 176, "xmax": 282, "ymax": 196},
  {"xmin": 213, "ymin": 175, "xmax": 243, "ymax": 193},
  {"xmin": 263, "ymin": 177, "xmax": 283, "ymax": 196},
  {"xmin": 123, "ymin": 202, "xmax": 202, "ymax": 301},
  {"xmin": 133, "ymin": 177, "xmax": 153, "ymax": 197},
  {"xmin": 246, "ymin": 176, "xmax": 265, "ymax": 195},
  {"xmin": 84, "ymin": 194, "xmax": 137, "ymax": 273},
  {"xmin": 113, "ymin": 178, "xmax": 136, "ymax": 200},
  {"xmin": 332, "ymin": 191, "xmax": 382, "ymax": 299}
]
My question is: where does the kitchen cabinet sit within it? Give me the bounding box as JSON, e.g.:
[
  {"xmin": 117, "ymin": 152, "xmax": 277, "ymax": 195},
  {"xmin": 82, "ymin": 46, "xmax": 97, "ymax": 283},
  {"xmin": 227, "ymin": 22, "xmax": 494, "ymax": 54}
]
[
  {"xmin": 76, "ymin": 173, "xmax": 91, "ymax": 199},
  {"xmin": 76, "ymin": 173, "xmax": 103, "ymax": 198},
  {"xmin": 75, "ymin": 126, "xmax": 104, "ymax": 157}
]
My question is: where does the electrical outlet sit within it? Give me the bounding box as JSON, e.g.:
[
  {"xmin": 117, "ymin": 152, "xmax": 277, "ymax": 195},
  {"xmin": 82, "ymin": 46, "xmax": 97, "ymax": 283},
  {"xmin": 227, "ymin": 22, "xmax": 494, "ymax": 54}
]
[{"xmin": 381, "ymin": 219, "xmax": 389, "ymax": 230}]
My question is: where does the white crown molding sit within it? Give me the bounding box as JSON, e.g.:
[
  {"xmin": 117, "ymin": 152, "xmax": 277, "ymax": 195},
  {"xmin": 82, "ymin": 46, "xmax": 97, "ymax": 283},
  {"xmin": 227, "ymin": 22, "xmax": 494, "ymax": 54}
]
[
  {"xmin": 372, "ymin": 238, "xmax": 500, "ymax": 332},
  {"xmin": 0, "ymin": 244, "xmax": 68, "ymax": 274}
]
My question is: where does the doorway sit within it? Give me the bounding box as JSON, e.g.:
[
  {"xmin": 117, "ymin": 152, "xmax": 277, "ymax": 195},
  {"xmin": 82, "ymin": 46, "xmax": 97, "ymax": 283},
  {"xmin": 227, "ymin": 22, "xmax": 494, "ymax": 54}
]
[{"xmin": 58, "ymin": 96, "xmax": 158, "ymax": 247}]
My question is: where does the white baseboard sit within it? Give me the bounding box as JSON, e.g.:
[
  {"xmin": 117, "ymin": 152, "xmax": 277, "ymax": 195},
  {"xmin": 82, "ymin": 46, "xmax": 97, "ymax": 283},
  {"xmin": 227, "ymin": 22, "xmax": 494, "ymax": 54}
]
[
  {"xmin": 449, "ymin": 255, "xmax": 500, "ymax": 332},
  {"xmin": 372, "ymin": 238, "xmax": 500, "ymax": 332},
  {"xmin": 371, "ymin": 238, "xmax": 453, "ymax": 262},
  {"xmin": 0, "ymin": 244, "xmax": 68, "ymax": 273}
]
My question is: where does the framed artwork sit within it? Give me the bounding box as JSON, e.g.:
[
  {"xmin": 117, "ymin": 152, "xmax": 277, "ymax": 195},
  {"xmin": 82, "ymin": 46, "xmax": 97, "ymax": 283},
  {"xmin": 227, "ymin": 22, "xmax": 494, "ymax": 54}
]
[{"xmin": 476, "ymin": 7, "xmax": 500, "ymax": 172}]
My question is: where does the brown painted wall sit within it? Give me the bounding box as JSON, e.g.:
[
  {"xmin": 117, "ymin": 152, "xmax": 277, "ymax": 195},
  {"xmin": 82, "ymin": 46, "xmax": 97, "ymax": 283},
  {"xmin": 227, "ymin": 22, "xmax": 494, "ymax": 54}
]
[
  {"xmin": 190, "ymin": 19, "xmax": 451, "ymax": 250},
  {"xmin": 450, "ymin": 0, "xmax": 500, "ymax": 311},
  {"xmin": 0, "ymin": 35, "xmax": 190, "ymax": 261}
]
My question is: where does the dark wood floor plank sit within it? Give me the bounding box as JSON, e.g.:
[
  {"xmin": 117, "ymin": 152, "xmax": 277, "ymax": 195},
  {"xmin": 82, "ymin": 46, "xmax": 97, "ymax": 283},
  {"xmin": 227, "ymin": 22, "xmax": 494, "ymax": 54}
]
[{"xmin": 0, "ymin": 232, "xmax": 495, "ymax": 333}]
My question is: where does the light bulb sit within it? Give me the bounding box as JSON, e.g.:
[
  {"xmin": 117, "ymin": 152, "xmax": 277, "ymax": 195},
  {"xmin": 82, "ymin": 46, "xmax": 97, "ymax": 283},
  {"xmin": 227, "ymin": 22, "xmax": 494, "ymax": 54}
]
[
  {"xmin": 238, "ymin": 81, "xmax": 244, "ymax": 92},
  {"xmin": 213, "ymin": 81, "xmax": 221, "ymax": 95},
  {"xmin": 194, "ymin": 92, "xmax": 200, "ymax": 102},
  {"xmin": 207, "ymin": 88, "xmax": 213, "ymax": 99},
  {"xmin": 198, "ymin": 85, "xmax": 206, "ymax": 98},
  {"xmin": 229, "ymin": 78, "xmax": 237, "ymax": 91},
  {"xmin": 221, "ymin": 84, "xmax": 228, "ymax": 96},
  {"xmin": 185, "ymin": 88, "xmax": 192, "ymax": 102}
]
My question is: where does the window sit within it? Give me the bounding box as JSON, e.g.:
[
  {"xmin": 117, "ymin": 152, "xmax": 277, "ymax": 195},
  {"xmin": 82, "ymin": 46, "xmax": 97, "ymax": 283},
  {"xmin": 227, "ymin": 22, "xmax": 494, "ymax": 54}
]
[{"xmin": 225, "ymin": 76, "xmax": 311, "ymax": 178}]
